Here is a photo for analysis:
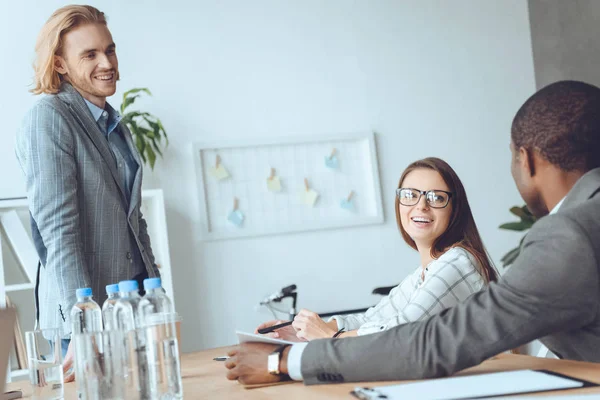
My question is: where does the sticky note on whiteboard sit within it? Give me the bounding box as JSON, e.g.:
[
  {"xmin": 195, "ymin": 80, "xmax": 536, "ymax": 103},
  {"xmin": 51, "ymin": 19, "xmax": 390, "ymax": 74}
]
[
  {"xmin": 209, "ymin": 165, "xmax": 230, "ymax": 181},
  {"xmin": 340, "ymin": 198, "xmax": 355, "ymax": 211},
  {"xmin": 227, "ymin": 210, "xmax": 244, "ymax": 226},
  {"xmin": 267, "ymin": 177, "xmax": 282, "ymax": 192},
  {"xmin": 325, "ymin": 155, "xmax": 339, "ymax": 169},
  {"xmin": 301, "ymin": 189, "xmax": 319, "ymax": 207}
]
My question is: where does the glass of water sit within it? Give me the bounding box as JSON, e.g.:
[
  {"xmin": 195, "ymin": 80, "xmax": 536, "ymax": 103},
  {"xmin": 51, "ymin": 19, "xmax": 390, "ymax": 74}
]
[
  {"xmin": 25, "ymin": 329, "xmax": 64, "ymax": 400},
  {"xmin": 145, "ymin": 313, "xmax": 183, "ymax": 399}
]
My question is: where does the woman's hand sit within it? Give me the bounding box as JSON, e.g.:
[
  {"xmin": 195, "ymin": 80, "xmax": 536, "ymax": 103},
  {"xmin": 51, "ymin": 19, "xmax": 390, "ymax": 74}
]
[
  {"xmin": 254, "ymin": 320, "xmax": 303, "ymax": 342},
  {"xmin": 292, "ymin": 309, "xmax": 337, "ymax": 341}
]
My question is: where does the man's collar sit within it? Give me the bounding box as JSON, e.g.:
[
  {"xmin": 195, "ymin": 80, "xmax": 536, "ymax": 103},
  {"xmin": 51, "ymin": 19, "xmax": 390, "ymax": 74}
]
[
  {"xmin": 555, "ymin": 168, "xmax": 600, "ymax": 213},
  {"xmin": 84, "ymin": 99, "xmax": 105, "ymax": 122},
  {"xmin": 549, "ymin": 197, "xmax": 565, "ymax": 215},
  {"xmin": 83, "ymin": 98, "xmax": 121, "ymax": 133}
]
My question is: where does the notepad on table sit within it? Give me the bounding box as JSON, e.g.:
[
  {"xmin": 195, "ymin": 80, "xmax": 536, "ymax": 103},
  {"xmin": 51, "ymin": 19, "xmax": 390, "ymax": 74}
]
[
  {"xmin": 236, "ymin": 331, "xmax": 296, "ymax": 346},
  {"xmin": 351, "ymin": 370, "xmax": 597, "ymax": 400}
]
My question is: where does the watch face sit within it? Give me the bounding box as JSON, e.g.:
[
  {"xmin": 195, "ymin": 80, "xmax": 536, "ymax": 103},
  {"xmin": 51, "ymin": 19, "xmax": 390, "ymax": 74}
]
[{"xmin": 268, "ymin": 353, "xmax": 280, "ymax": 375}]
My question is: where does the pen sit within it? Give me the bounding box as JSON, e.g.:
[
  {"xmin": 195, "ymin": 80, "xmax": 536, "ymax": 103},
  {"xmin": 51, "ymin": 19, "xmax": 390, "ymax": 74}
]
[
  {"xmin": 257, "ymin": 320, "xmax": 293, "ymax": 334},
  {"xmin": 213, "ymin": 356, "xmax": 230, "ymax": 361}
]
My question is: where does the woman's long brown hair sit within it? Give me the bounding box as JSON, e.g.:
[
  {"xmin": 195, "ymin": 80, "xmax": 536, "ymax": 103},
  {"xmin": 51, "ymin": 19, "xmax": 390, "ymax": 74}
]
[{"xmin": 395, "ymin": 157, "xmax": 498, "ymax": 283}]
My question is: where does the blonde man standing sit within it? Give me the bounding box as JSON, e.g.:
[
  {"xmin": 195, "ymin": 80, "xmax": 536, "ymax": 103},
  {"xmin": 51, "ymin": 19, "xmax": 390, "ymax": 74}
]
[{"xmin": 16, "ymin": 5, "xmax": 159, "ymax": 381}]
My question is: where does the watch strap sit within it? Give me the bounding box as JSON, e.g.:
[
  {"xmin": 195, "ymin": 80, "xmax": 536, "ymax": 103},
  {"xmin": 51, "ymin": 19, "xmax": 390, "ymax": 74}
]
[{"xmin": 268, "ymin": 344, "xmax": 291, "ymax": 375}]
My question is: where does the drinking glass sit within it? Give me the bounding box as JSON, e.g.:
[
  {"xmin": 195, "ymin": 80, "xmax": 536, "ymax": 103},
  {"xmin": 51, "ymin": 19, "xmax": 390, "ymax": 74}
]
[{"xmin": 25, "ymin": 329, "xmax": 64, "ymax": 400}]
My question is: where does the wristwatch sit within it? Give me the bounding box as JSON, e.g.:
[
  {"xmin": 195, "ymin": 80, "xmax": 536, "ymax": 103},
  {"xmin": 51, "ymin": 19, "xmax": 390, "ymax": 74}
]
[{"xmin": 268, "ymin": 344, "xmax": 290, "ymax": 375}]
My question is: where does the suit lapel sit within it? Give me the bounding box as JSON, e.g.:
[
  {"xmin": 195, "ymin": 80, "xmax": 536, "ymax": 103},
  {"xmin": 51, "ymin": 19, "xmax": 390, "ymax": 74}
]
[
  {"xmin": 58, "ymin": 83, "xmax": 129, "ymax": 206},
  {"xmin": 120, "ymin": 123, "xmax": 143, "ymax": 218}
]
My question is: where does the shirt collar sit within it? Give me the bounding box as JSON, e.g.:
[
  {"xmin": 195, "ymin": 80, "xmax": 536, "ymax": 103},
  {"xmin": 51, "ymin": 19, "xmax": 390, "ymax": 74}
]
[
  {"xmin": 83, "ymin": 99, "xmax": 122, "ymax": 136},
  {"xmin": 549, "ymin": 197, "xmax": 566, "ymax": 215},
  {"xmin": 84, "ymin": 99, "xmax": 105, "ymax": 122}
]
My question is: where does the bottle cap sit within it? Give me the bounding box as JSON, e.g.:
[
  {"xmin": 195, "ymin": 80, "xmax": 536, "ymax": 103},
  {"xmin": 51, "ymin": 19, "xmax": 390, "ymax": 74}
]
[
  {"xmin": 76, "ymin": 287, "xmax": 92, "ymax": 298},
  {"xmin": 118, "ymin": 280, "xmax": 139, "ymax": 293},
  {"xmin": 106, "ymin": 284, "xmax": 120, "ymax": 294},
  {"xmin": 143, "ymin": 277, "xmax": 162, "ymax": 290}
]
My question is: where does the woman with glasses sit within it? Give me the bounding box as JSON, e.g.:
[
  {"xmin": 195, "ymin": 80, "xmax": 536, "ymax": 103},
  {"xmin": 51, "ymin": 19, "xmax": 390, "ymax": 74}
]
[{"xmin": 256, "ymin": 157, "xmax": 498, "ymax": 341}]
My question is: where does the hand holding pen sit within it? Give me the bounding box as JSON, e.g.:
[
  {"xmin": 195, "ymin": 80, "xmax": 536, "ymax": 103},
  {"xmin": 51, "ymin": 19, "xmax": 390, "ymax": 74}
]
[{"xmin": 254, "ymin": 319, "xmax": 298, "ymax": 341}]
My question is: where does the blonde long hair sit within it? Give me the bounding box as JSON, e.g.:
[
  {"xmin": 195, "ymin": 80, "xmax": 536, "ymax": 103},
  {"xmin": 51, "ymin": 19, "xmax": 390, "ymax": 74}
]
[{"xmin": 31, "ymin": 5, "xmax": 106, "ymax": 95}]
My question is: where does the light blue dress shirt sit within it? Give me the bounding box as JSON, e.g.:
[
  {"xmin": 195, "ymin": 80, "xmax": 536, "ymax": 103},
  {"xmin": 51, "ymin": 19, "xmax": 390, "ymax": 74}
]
[{"xmin": 84, "ymin": 99, "xmax": 139, "ymax": 204}]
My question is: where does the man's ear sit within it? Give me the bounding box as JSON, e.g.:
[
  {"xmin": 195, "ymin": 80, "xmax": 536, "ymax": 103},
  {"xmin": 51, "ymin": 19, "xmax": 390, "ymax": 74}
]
[
  {"xmin": 54, "ymin": 55, "xmax": 67, "ymax": 75},
  {"xmin": 519, "ymin": 146, "xmax": 536, "ymax": 177}
]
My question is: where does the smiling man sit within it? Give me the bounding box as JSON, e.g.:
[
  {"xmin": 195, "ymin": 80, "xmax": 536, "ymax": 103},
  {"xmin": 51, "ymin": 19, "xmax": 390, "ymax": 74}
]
[{"xmin": 15, "ymin": 5, "xmax": 159, "ymax": 381}]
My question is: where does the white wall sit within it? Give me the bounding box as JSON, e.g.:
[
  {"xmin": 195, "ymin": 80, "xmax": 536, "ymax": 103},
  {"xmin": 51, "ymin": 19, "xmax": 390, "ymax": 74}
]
[{"xmin": 0, "ymin": 1, "xmax": 535, "ymax": 352}]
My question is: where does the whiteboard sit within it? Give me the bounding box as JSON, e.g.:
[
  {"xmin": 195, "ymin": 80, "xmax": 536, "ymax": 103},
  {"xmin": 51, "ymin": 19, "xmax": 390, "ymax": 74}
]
[{"xmin": 193, "ymin": 132, "xmax": 384, "ymax": 240}]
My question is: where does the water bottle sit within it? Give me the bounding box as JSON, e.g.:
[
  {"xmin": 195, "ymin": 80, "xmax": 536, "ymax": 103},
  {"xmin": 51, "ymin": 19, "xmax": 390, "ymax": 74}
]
[
  {"xmin": 113, "ymin": 280, "xmax": 152, "ymax": 399},
  {"xmin": 71, "ymin": 287, "xmax": 103, "ymax": 335},
  {"xmin": 140, "ymin": 278, "xmax": 183, "ymax": 399},
  {"xmin": 140, "ymin": 278, "xmax": 173, "ymax": 316},
  {"xmin": 113, "ymin": 280, "xmax": 143, "ymax": 331},
  {"xmin": 102, "ymin": 284, "xmax": 120, "ymax": 331}
]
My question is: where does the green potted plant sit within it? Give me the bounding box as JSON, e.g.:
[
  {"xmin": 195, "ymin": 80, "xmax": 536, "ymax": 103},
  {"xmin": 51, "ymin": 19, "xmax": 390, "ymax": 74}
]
[
  {"xmin": 499, "ymin": 205, "xmax": 538, "ymax": 267},
  {"xmin": 120, "ymin": 88, "xmax": 168, "ymax": 169}
]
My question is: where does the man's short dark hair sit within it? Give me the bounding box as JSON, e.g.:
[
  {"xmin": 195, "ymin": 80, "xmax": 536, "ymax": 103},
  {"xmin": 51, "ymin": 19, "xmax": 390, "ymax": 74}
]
[{"xmin": 511, "ymin": 80, "xmax": 600, "ymax": 172}]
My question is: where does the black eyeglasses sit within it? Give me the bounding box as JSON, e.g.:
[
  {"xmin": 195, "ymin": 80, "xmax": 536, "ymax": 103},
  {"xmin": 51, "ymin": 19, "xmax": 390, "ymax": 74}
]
[{"xmin": 396, "ymin": 188, "xmax": 453, "ymax": 209}]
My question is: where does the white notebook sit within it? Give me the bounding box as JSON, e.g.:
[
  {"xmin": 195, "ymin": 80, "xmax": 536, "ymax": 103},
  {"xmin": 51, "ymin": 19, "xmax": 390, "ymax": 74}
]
[
  {"xmin": 351, "ymin": 370, "xmax": 595, "ymax": 400},
  {"xmin": 236, "ymin": 330, "xmax": 296, "ymax": 346}
]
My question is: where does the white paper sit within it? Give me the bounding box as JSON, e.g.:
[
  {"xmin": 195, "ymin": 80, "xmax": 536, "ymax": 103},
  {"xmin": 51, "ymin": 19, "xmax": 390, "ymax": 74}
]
[
  {"xmin": 358, "ymin": 370, "xmax": 585, "ymax": 400},
  {"xmin": 236, "ymin": 331, "xmax": 295, "ymax": 346},
  {"xmin": 507, "ymin": 395, "xmax": 599, "ymax": 400}
]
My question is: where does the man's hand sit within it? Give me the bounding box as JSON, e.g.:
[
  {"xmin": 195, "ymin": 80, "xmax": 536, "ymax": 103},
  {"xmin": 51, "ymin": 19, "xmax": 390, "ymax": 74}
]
[
  {"xmin": 224, "ymin": 343, "xmax": 289, "ymax": 385},
  {"xmin": 62, "ymin": 341, "xmax": 75, "ymax": 382},
  {"xmin": 293, "ymin": 309, "xmax": 337, "ymax": 341}
]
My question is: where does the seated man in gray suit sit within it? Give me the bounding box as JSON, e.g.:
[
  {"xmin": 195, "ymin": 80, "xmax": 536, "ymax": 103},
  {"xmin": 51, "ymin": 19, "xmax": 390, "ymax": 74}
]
[
  {"xmin": 15, "ymin": 5, "xmax": 159, "ymax": 381},
  {"xmin": 225, "ymin": 80, "xmax": 600, "ymax": 384}
]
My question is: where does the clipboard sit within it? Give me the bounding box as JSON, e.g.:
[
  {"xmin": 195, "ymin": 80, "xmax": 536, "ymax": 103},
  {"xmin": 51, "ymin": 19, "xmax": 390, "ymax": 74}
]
[{"xmin": 350, "ymin": 369, "xmax": 599, "ymax": 400}]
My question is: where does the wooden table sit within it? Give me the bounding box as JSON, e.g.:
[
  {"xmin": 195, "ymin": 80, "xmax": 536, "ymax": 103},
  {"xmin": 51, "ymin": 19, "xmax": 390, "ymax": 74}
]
[{"xmin": 7, "ymin": 346, "xmax": 600, "ymax": 398}]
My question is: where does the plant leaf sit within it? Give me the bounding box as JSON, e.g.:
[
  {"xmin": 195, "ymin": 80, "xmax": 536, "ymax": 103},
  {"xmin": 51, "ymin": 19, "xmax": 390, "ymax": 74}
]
[
  {"xmin": 146, "ymin": 146, "xmax": 156, "ymax": 169},
  {"xmin": 509, "ymin": 206, "xmax": 537, "ymax": 223},
  {"xmin": 143, "ymin": 116, "xmax": 160, "ymax": 133},
  {"xmin": 157, "ymin": 118, "xmax": 169, "ymax": 144},
  {"xmin": 499, "ymin": 221, "xmax": 532, "ymax": 231},
  {"xmin": 119, "ymin": 88, "xmax": 167, "ymax": 167},
  {"xmin": 501, "ymin": 247, "xmax": 521, "ymax": 267},
  {"xmin": 121, "ymin": 94, "xmax": 141, "ymax": 113},
  {"xmin": 122, "ymin": 88, "xmax": 151, "ymax": 109},
  {"xmin": 123, "ymin": 88, "xmax": 152, "ymax": 97},
  {"xmin": 124, "ymin": 111, "xmax": 152, "ymax": 119},
  {"xmin": 501, "ymin": 246, "xmax": 519, "ymax": 262},
  {"xmin": 150, "ymin": 137, "xmax": 163, "ymax": 156},
  {"xmin": 509, "ymin": 206, "xmax": 528, "ymax": 219},
  {"xmin": 137, "ymin": 126, "xmax": 154, "ymax": 139},
  {"xmin": 135, "ymin": 133, "xmax": 146, "ymax": 158},
  {"xmin": 121, "ymin": 88, "xmax": 151, "ymax": 113}
]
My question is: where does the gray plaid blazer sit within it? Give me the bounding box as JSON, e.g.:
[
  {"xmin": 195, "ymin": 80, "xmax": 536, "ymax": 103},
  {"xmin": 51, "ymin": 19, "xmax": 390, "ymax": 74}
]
[{"xmin": 15, "ymin": 83, "xmax": 159, "ymax": 336}]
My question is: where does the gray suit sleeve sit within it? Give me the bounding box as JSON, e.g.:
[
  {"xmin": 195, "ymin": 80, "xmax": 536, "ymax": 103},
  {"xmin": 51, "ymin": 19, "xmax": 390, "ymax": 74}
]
[
  {"xmin": 300, "ymin": 215, "xmax": 598, "ymax": 384},
  {"xmin": 16, "ymin": 104, "xmax": 91, "ymax": 335}
]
